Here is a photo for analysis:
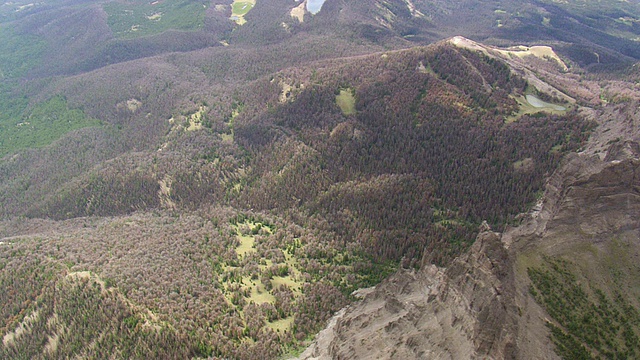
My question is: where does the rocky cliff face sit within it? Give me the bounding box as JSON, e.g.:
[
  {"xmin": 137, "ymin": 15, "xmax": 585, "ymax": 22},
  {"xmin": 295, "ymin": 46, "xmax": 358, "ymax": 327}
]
[
  {"xmin": 298, "ymin": 57, "xmax": 640, "ymax": 360},
  {"xmin": 298, "ymin": 226, "xmax": 520, "ymax": 359},
  {"xmin": 299, "ymin": 134, "xmax": 640, "ymax": 360},
  {"xmin": 509, "ymin": 136, "xmax": 640, "ymax": 359}
]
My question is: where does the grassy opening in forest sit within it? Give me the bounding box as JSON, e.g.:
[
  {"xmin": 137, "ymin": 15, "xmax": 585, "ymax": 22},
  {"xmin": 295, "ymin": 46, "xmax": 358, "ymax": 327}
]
[
  {"xmin": 507, "ymin": 93, "xmax": 569, "ymax": 123},
  {"xmin": 336, "ymin": 88, "xmax": 356, "ymax": 116},
  {"xmin": 230, "ymin": 0, "xmax": 256, "ymax": 25},
  {"xmin": 0, "ymin": 95, "xmax": 101, "ymax": 158},
  {"xmin": 103, "ymin": 0, "xmax": 208, "ymax": 39}
]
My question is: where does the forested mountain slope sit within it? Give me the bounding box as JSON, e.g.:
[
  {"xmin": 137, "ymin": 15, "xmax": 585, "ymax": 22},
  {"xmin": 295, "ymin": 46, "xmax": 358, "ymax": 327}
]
[
  {"xmin": 299, "ymin": 40, "xmax": 640, "ymax": 360},
  {"xmin": 0, "ymin": 37, "xmax": 598, "ymax": 359},
  {"xmin": 1, "ymin": 0, "xmax": 639, "ymax": 359},
  {"xmin": 299, "ymin": 118, "xmax": 640, "ymax": 360}
]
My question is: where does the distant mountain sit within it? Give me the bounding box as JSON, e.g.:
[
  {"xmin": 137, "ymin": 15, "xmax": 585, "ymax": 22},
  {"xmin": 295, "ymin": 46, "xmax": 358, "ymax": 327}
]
[
  {"xmin": 1, "ymin": 0, "xmax": 639, "ymax": 359},
  {"xmin": 310, "ymin": 0, "xmax": 640, "ymax": 65},
  {"xmin": 1, "ymin": 0, "xmax": 639, "ymax": 80}
]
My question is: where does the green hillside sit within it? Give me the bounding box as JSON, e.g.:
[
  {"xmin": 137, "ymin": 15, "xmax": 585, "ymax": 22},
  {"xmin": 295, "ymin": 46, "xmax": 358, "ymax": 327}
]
[
  {"xmin": 0, "ymin": 95, "xmax": 101, "ymax": 158},
  {"xmin": 104, "ymin": 0, "xmax": 209, "ymax": 39}
]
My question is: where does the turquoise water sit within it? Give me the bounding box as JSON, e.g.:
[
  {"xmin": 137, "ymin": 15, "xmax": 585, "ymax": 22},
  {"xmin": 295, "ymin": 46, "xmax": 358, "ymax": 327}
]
[{"xmin": 306, "ymin": 0, "xmax": 325, "ymax": 14}]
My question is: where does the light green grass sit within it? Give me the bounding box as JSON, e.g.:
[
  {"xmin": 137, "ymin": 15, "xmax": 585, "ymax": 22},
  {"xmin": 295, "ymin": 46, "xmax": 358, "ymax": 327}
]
[
  {"xmin": 236, "ymin": 234, "xmax": 255, "ymax": 257},
  {"xmin": 233, "ymin": 220, "xmax": 273, "ymax": 257},
  {"xmin": 550, "ymin": 144, "xmax": 564, "ymax": 153},
  {"xmin": 271, "ymin": 275, "xmax": 302, "ymax": 293},
  {"xmin": 259, "ymin": 259, "xmax": 274, "ymax": 271},
  {"xmin": 226, "ymin": 220, "xmax": 302, "ymax": 308},
  {"xmin": 103, "ymin": 0, "xmax": 208, "ymax": 39},
  {"xmin": 248, "ymin": 281, "xmax": 275, "ymax": 304},
  {"xmin": 230, "ymin": 0, "xmax": 256, "ymax": 24},
  {"xmin": 239, "ymin": 276, "xmax": 276, "ymax": 304},
  {"xmin": 232, "ymin": 221, "xmax": 260, "ymax": 257},
  {"xmin": 0, "ymin": 95, "xmax": 101, "ymax": 158},
  {"xmin": 220, "ymin": 107, "xmax": 241, "ymax": 141},
  {"xmin": 336, "ymin": 89, "xmax": 356, "ymax": 116},
  {"xmin": 220, "ymin": 133, "xmax": 234, "ymax": 142},
  {"xmin": 283, "ymin": 252, "xmax": 300, "ymax": 272},
  {"xmin": 0, "ymin": 26, "xmax": 46, "ymax": 79},
  {"xmin": 232, "ymin": 1, "xmax": 255, "ymax": 16},
  {"xmin": 513, "ymin": 158, "xmax": 533, "ymax": 171},
  {"xmin": 266, "ymin": 316, "xmax": 294, "ymax": 332}
]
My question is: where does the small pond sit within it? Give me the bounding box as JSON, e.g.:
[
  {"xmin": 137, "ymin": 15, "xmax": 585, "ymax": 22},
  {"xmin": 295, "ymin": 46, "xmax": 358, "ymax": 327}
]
[
  {"xmin": 526, "ymin": 94, "xmax": 566, "ymax": 111},
  {"xmin": 306, "ymin": 0, "xmax": 326, "ymax": 14}
]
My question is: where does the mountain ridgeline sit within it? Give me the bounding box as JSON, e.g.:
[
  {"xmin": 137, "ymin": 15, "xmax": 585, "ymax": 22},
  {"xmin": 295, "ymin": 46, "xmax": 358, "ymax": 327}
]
[
  {"xmin": 1, "ymin": 0, "xmax": 639, "ymax": 359},
  {"xmin": 9, "ymin": 44, "xmax": 592, "ymax": 267},
  {"xmin": 2, "ymin": 0, "xmax": 639, "ymax": 81},
  {"xmin": 0, "ymin": 38, "xmax": 596, "ymax": 359}
]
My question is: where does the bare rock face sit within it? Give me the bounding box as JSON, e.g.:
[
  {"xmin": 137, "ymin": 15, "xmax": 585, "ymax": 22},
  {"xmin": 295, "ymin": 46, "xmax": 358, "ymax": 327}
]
[
  {"xmin": 510, "ymin": 141, "xmax": 640, "ymax": 359},
  {"xmin": 298, "ymin": 229, "xmax": 517, "ymax": 360},
  {"xmin": 298, "ymin": 133, "xmax": 640, "ymax": 358}
]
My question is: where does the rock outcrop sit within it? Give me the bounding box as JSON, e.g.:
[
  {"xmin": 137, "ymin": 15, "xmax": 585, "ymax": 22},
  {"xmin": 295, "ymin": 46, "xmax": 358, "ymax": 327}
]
[
  {"xmin": 299, "ymin": 227, "xmax": 519, "ymax": 359},
  {"xmin": 299, "ymin": 99, "xmax": 640, "ymax": 359}
]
